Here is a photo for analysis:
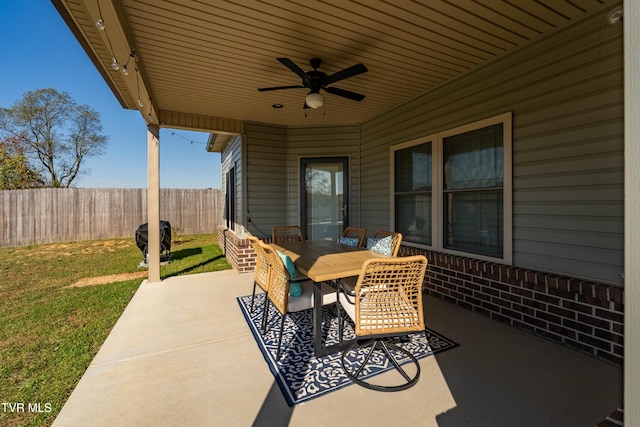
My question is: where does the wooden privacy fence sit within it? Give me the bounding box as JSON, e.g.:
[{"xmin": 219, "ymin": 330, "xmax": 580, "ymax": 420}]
[{"xmin": 0, "ymin": 188, "xmax": 222, "ymax": 248}]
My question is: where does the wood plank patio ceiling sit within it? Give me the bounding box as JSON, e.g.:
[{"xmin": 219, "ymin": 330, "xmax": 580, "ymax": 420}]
[{"xmin": 56, "ymin": 0, "xmax": 613, "ymax": 129}]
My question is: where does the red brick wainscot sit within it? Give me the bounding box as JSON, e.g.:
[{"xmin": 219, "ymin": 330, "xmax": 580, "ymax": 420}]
[
  {"xmin": 399, "ymin": 246, "xmax": 624, "ymax": 366},
  {"xmin": 217, "ymin": 227, "xmax": 255, "ymax": 273}
]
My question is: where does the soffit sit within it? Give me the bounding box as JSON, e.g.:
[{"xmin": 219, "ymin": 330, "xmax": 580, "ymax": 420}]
[{"xmin": 54, "ymin": 0, "xmax": 615, "ymax": 130}]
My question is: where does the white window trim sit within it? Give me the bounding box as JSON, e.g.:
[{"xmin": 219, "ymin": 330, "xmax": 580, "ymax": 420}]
[{"xmin": 390, "ymin": 112, "xmax": 513, "ymax": 265}]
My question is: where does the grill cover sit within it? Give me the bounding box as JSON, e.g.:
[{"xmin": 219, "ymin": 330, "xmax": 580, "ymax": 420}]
[{"xmin": 135, "ymin": 221, "xmax": 171, "ymax": 259}]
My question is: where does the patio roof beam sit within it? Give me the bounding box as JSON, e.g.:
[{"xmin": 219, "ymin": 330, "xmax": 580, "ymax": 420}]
[
  {"xmin": 158, "ymin": 111, "xmax": 243, "ymax": 134},
  {"xmin": 55, "ymin": 0, "xmax": 160, "ymax": 124}
]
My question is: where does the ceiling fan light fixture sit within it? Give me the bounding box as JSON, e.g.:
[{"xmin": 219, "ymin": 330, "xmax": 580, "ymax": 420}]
[{"xmin": 305, "ymin": 92, "xmax": 324, "ymax": 109}]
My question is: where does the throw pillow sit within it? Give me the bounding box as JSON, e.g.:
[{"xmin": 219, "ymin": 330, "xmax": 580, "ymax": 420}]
[
  {"xmin": 339, "ymin": 236, "xmax": 359, "ymax": 247},
  {"xmin": 367, "ymin": 235, "xmax": 393, "ymax": 255},
  {"xmin": 277, "ymin": 250, "xmax": 301, "ymax": 297},
  {"xmin": 366, "ymin": 237, "xmax": 380, "ymax": 250}
]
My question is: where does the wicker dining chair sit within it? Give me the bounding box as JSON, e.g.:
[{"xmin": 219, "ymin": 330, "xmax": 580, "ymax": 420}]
[
  {"xmin": 247, "ymin": 234, "xmax": 271, "ymax": 313},
  {"xmin": 272, "ymin": 225, "xmax": 304, "ymax": 244},
  {"xmin": 262, "ymin": 243, "xmax": 337, "ymax": 361},
  {"xmin": 336, "ymin": 255, "xmax": 428, "ymax": 392},
  {"xmin": 341, "ymin": 226, "xmax": 366, "ymax": 248},
  {"xmin": 336, "ymin": 231, "xmax": 403, "ymax": 302}
]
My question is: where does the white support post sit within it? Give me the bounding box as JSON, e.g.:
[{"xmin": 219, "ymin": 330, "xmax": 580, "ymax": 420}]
[
  {"xmin": 624, "ymin": 0, "xmax": 639, "ymax": 419},
  {"xmin": 147, "ymin": 125, "xmax": 161, "ymax": 283}
]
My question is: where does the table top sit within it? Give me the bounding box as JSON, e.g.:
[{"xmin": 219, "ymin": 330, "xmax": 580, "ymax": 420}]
[{"xmin": 273, "ymin": 240, "xmax": 390, "ymax": 282}]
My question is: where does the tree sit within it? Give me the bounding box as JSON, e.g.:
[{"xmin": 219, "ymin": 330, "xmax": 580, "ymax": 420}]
[
  {"xmin": 0, "ymin": 136, "xmax": 43, "ymax": 189},
  {"xmin": 0, "ymin": 88, "xmax": 108, "ymax": 188}
]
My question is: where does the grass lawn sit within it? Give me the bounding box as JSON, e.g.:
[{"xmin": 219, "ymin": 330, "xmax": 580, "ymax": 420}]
[{"xmin": 0, "ymin": 234, "xmax": 231, "ymax": 427}]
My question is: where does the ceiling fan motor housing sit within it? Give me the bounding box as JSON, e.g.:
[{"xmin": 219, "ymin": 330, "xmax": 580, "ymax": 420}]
[{"xmin": 306, "ymin": 70, "xmax": 329, "ymax": 92}]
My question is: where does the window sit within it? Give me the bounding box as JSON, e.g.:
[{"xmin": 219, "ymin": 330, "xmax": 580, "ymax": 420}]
[
  {"xmin": 392, "ymin": 113, "xmax": 512, "ymax": 263},
  {"xmin": 443, "ymin": 123, "xmax": 504, "ymax": 257},
  {"xmin": 394, "ymin": 142, "xmax": 432, "ymax": 245},
  {"xmin": 225, "ymin": 166, "xmax": 236, "ymax": 231}
]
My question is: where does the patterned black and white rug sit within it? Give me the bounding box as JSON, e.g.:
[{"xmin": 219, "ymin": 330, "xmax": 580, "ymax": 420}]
[{"xmin": 237, "ymin": 293, "xmax": 458, "ymax": 406}]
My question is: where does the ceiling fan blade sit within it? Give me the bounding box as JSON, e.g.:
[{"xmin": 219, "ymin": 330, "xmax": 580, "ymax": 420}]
[
  {"xmin": 277, "ymin": 58, "xmax": 310, "ymax": 85},
  {"xmin": 257, "ymin": 85, "xmax": 305, "ymax": 92},
  {"xmin": 324, "ymin": 86, "xmax": 366, "ymax": 101},
  {"xmin": 326, "ymin": 63, "xmax": 368, "ymax": 84}
]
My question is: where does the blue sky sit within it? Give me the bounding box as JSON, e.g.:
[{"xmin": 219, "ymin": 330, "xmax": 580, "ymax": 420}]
[{"xmin": 0, "ymin": 0, "xmax": 221, "ymax": 189}]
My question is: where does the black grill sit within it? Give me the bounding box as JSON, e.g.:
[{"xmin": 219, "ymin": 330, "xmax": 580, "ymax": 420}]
[{"xmin": 135, "ymin": 221, "xmax": 172, "ymax": 264}]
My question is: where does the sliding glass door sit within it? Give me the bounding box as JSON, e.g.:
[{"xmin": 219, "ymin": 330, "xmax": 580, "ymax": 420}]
[{"xmin": 300, "ymin": 157, "xmax": 349, "ymax": 241}]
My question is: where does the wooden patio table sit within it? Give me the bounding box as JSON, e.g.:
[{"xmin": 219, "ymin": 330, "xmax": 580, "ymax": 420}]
[{"xmin": 273, "ymin": 240, "xmax": 390, "ymax": 357}]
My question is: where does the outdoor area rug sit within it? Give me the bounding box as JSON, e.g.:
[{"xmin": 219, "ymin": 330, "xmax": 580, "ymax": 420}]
[{"xmin": 237, "ymin": 293, "xmax": 458, "ymax": 406}]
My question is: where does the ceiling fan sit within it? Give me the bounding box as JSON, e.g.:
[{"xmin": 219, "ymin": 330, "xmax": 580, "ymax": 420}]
[{"xmin": 257, "ymin": 57, "xmax": 368, "ymax": 109}]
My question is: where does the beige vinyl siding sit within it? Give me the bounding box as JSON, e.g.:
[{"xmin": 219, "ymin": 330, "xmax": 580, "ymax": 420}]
[
  {"xmin": 244, "ymin": 122, "xmax": 288, "ymax": 238},
  {"xmin": 287, "ymin": 125, "xmax": 361, "ymax": 229},
  {"xmin": 359, "ymin": 137, "xmax": 393, "ymax": 233},
  {"xmin": 360, "ymin": 6, "xmax": 624, "ymax": 284}
]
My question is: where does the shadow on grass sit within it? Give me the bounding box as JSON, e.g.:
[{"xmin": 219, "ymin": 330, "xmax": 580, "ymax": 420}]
[
  {"xmin": 162, "ymin": 255, "xmax": 226, "ymax": 279},
  {"xmin": 170, "ymin": 247, "xmax": 203, "ymax": 260}
]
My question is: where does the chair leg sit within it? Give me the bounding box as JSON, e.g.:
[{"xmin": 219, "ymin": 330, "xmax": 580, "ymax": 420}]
[
  {"xmin": 380, "ymin": 341, "xmax": 414, "ymax": 382},
  {"xmin": 275, "ymin": 314, "xmax": 286, "ymax": 361},
  {"xmin": 261, "ymin": 296, "xmax": 271, "ymax": 334},
  {"xmin": 336, "ymin": 299, "xmax": 344, "ymax": 343},
  {"xmin": 341, "ymin": 339, "xmax": 421, "ymax": 392},
  {"xmin": 250, "ymin": 281, "xmax": 258, "ymax": 312},
  {"xmin": 351, "ymin": 340, "xmax": 377, "ymax": 379}
]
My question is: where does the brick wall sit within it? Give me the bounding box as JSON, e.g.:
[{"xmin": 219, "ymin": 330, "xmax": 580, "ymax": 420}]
[
  {"xmin": 217, "ymin": 227, "xmax": 256, "ymax": 273},
  {"xmin": 399, "ymin": 246, "xmax": 624, "ymax": 366}
]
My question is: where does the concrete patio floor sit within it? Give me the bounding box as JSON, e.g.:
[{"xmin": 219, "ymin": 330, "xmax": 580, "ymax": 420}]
[{"xmin": 53, "ymin": 269, "xmax": 622, "ymax": 427}]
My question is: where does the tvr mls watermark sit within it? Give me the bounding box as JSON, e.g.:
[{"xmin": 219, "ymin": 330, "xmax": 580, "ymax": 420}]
[{"xmin": 2, "ymin": 402, "xmax": 52, "ymax": 413}]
